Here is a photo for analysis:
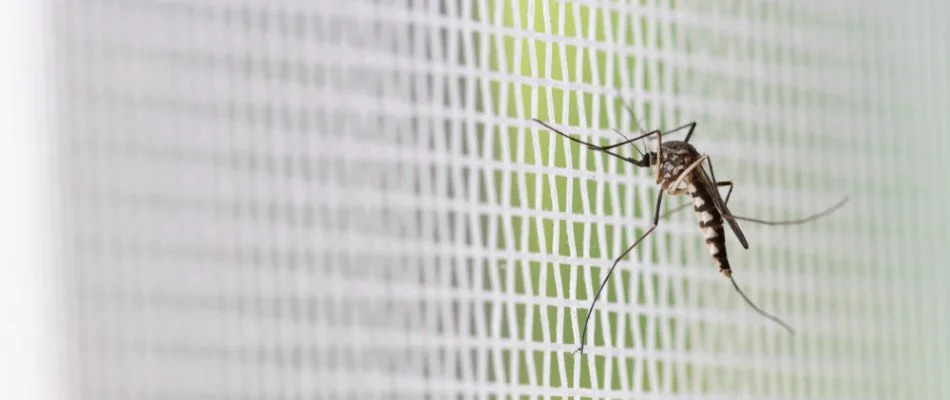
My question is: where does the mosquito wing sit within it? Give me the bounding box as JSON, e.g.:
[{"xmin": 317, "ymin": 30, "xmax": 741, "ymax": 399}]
[{"xmin": 695, "ymin": 165, "xmax": 749, "ymax": 249}]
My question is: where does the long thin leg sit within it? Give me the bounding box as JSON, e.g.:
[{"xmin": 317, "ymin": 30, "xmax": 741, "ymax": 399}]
[
  {"xmin": 668, "ymin": 121, "xmax": 698, "ymax": 143},
  {"xmin": 721, "ymin": 181, "xmax": 735, "ymax": 204},
  {"xmin": 615, "ymin": 97, "xmax": 698, "ymax": 143},
  {"xmin": 661, "ymin": 181, "xmax": 732, "ymax": 219},
  {"xmin": 654, "ymin": 126, "xmax": 664, "ymax": 183},
  {"xmin": 705, "ymin": 156, "xmax": 720, "ymax": 192},
  {"xmin": 611, "ymin": 129, "xmax": 645, "ymax": 157},
  {"xmin": 727, "ymin": 275, "xmax": 795, "ymax": 334},
  {"xmin": 706, "ymin": 172, "xmax": 849, "ymax": 227},
  {"xmin": 535, "ymin": 118, "xmax": 656, "ymax": 151},
  {"xmin": 733, "ymin": 196, "xmax": 850, "ymax": 226},
  {"xmin": 715, "ymin": 180, "xmax": 851, "ymax": 227},
  {"xmin": 711, "ymin": 167, "xmax": 849, "ymax": 227},
  {"xmin": 574, "ymin": 190, "xmax": 664, "ymax": 355},
  {"xmin": 703, "ymin": 156, "xmax": 738, "ymax": 215},
  {"xmin": 702, "ymin": 155, "xmax": 749, "ymax": 249},
  {"xmin": 660, "ymin": 182, "xmax": 849, "ymax": 228},
  {"xmin": 533, "ymin": 118, "xmax": 657, "ymax": 166}
]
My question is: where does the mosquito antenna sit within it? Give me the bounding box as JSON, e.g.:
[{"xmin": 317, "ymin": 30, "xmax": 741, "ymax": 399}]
[
  {"xmin": 619, "ymin": 99, "xmax": 651, "ymax": 136},
  {"xmin": 610, "ymin": 127, "xmax": 631, "ymax": 141},
  {"xmin": 612, "ymin": 128, "xmax": 644, "ymax": 157},
  {"xmin": 727, "ymin": 275, "xmax": 795, "ymax": 334}
]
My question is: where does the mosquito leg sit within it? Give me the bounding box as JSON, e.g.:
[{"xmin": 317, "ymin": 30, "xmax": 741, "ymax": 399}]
[
  {"xmin": 704, "ymin": 155, "xmax": 721, "ymax": 189},
  {"xmin": 615, "ymin": 97, "xmax": 697, "ymax": 143},
  {"xmin": 654, "ymin": 127, "xmax": 664, "ymax": 183},
  {"xmin": 534, "ymin": 118, "xmax": 655, "ymax": 151},
  {"xmin": 533, "ymin": 118, "xmax": 632, "ymax": 151},
  {"xmin": 574, "ymin": 190, "xmax": 664, "ymax": 355},
  {"xmin": 532, "ymin": 118, "xmax": 657, "ymax": 166},
  {"xmin": 728, "ymin": 275, "xmax": 795, "ymax": 334},
  {"xmin": 669, "ymin": 121, "xmax": 698, "ymax": 143},
  {"xmin": 714, "ymin": 177, "xmax": 849, "ymax": 226},
  {"xmin": 667, "ymin": 187, "xmax": 689, "ymax": 196},
  {"xmin": 663, "ymin": 179, "xmax": 847, "ymax": 227},
  {"xmin": 661, "ymin": 181, "xmax": 733, "ymax": 219},
  {"xmin": 702, "ymin": 155, "xmax": 749, "ymax": 249},
  {"xmin": 706, "ymin": 164, "xmax": 848, "ymax": 227},
  {"xmin": 732, "ymin": 196, "xmax": 850, "ymax": 226},
  {"xmin": 719, "ymin": 181, "xmax": 735, "ymax": 205},
  {"xmin": 660, "ymin": 202, "xmax": 691, "ymax": 219}
]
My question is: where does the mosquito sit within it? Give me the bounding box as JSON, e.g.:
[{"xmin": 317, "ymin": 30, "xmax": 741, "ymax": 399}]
[{"xmin": 532, "ymin": 103, "xmax": 849, "ymax": 355}]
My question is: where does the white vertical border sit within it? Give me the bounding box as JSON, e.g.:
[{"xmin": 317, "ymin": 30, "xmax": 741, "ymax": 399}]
[{"xmin": 0, "ymin": 0, "xmax": 64, "ymax": 398}]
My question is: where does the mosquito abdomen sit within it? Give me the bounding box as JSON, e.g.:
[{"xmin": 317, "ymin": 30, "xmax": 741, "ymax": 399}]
[{"xmin": 687, "ymin": 182, "xmax": 732, "ymax": 277}]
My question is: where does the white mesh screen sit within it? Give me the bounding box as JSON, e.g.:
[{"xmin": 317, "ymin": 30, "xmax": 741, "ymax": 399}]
[{"xmin": 48, "ymin": 0, "xmax": 950, "ymax": 399}]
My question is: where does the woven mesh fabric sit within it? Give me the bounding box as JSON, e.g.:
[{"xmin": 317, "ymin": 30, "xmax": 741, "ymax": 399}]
[{"xmin": 51, "ymin": 0, "xmax": 949, "ymax": 399}]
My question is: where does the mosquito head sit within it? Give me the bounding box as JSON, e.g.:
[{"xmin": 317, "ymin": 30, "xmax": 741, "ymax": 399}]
[
  {"xmin": 643, "ymin": 151, "xmax": 659, "ymax": 167},
  {"xmin": 625, "ymin": 150, "xmax": 656, "ymax": 168}
]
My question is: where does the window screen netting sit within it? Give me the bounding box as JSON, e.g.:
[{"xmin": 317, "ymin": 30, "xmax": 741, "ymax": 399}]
[{"xmin": 50, "ymin": 0, "xmax": 950, "ymax": 399}]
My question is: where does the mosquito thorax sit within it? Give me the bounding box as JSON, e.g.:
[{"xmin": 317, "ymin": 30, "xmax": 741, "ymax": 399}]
[{"xmin": 656, "ymin": 141, "xmax": 702, "ymax": 186}]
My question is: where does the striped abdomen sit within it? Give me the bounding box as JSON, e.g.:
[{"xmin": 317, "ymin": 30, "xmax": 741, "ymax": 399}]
[{"xmin": 687, "ymin": 181, "xmax": 731, "ymax": 277}]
